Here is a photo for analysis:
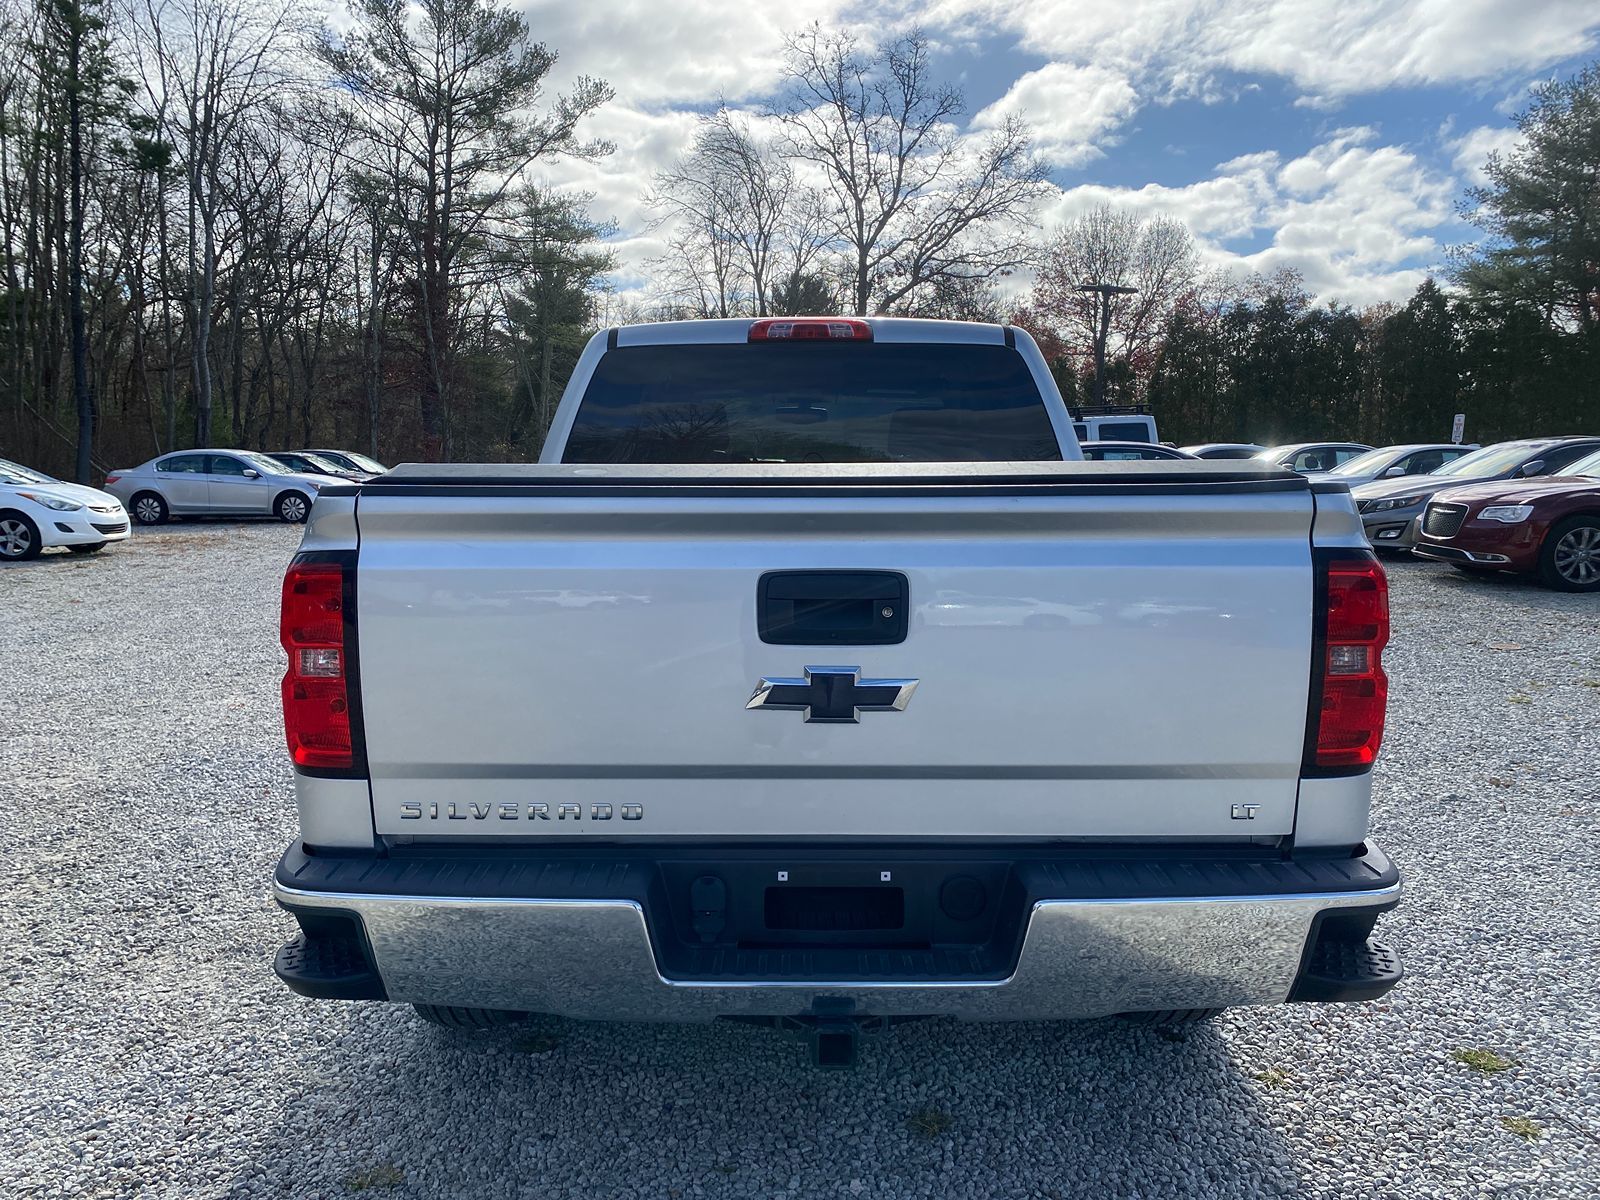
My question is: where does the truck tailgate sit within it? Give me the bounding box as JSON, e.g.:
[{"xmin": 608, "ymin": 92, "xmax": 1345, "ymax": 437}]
[{"xmin": 353, "ymin": 465, "xmax": 1316, "ymax": 842}]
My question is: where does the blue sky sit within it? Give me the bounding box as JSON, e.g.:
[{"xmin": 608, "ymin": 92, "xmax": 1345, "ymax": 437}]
[{"xmin": 521, "ymin": 0, "xmax": 1600, "ymax": 308}]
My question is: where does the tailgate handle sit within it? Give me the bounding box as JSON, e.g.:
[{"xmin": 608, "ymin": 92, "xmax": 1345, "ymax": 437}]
[{"xmin": 758, "ymin": 571, "xmax": 909, "ymax": 645}]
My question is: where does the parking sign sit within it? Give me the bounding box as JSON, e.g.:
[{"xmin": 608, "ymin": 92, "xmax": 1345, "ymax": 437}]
[{"xmin": 1451, "ymin": 413, "xmax": 1466, "ymax": 444}]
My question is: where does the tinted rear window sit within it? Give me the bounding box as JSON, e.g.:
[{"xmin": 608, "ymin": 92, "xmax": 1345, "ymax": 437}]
[
  {"xmin": 563, "ymin": 343, "xmax": 1061, "ymax": 464},
  {"xmin": 1095, "ymin": 421, "xmax": 1154, "ymax": 441}
]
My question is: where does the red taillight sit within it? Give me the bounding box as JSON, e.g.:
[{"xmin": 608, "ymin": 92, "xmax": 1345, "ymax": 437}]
[
  {"xmin": 103, "ymin": 473, "xmax": 120, "ymax": 486},
  {"xmin": 280, "ymin": 558, "xmax": 355, "ymax": 770},
  {"xmin": 1310, "ymin": 555, "xmax": 1390, "ymax": 769},
  {"xmin": 748, "ymin": 318, "xmax": 872, "ymax": 342}
]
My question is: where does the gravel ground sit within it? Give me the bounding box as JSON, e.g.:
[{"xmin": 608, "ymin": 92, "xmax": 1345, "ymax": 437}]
[{"xmin": 2, "ymin": 523, "xmax": 1597, "ymax": 1200}]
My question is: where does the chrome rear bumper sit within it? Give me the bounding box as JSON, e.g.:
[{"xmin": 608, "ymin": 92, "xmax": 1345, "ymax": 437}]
[{"xmin": 274, "ymin": 845, "xmax": 1401, "ymax": 1021}]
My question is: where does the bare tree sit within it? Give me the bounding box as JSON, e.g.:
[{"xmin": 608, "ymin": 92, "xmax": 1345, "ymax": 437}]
[
  {"xmin": 648, "ymin": 210, "xmax": 746, "ymax": 319},
  {"xmin": 1032, "ymin": 205, "xmax": 1200, "ymax": 389},
  {"xmin": 775, "ymin": 26, "xmax": 1048, "ymax": 316},
  {"xmin": 229, "ymin": 96, "xmax": 353, "ymax": 447},
  {"xmin": 132, "ymin": 0, "xmax": 298, "ymax": 444},
  {"xmin": 648, "ymin": 108, "xmax": 830, "ymax": 318}
]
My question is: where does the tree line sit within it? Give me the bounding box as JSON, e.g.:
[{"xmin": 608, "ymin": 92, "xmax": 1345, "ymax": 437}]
[
  {"xmin": 1, "ymin": 0, "xmax": 1595, "ymax": 480},
  {"xmin": 1, "ymin": 0, "xmax": 615, "ymax": 475}
]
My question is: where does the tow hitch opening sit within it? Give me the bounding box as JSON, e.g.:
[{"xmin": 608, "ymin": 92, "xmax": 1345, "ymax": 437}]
[{"xmin": 724, "ymin": 1008, "xmax": 930, "ymax": 1070}]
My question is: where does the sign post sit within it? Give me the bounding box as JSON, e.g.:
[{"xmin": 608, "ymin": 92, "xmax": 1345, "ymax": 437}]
[{"xmin": 1451, "ymin": 413, "xmax": 1466, "ymax": 445}]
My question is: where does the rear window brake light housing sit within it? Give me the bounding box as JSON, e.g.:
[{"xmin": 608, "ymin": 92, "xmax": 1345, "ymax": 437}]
[{"xmin": 749, "ymin": 318, "xmax": 872, "ymax": 342}]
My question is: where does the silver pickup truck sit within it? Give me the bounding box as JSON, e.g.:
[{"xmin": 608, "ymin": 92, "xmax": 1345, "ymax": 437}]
[{"xmin": 273, "ymin": 317, "xmax": 1400, "ymax": 1066}]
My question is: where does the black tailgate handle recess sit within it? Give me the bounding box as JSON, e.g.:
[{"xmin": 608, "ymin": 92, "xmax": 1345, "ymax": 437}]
[{"xmin": 758, "ymin": 571, "xmax": 909, "ymax": 645}]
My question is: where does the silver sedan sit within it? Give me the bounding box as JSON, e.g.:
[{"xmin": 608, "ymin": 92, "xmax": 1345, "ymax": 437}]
[
  {"xmin": 1304, "ymin": 443, "xmax": 1475, "ymax": 488},
  {"xmin": 103, "ymin": 450, "xmax": 331, "ymax": 525}
]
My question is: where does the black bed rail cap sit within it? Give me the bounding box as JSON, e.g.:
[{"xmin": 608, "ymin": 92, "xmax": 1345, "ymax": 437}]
[{"xmin": 362, "ymin": 459, "xmax": 1308, "ymax": 495}]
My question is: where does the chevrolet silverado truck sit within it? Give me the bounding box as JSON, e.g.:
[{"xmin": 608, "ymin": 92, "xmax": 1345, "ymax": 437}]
[{"xmin": 272, "ymin": 317, "xmax": 1401, "ymax": 1066}]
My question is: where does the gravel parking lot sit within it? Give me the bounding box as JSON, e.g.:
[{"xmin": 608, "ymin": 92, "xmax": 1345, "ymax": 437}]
[{"xmin": 2, "ymin": 523, "xmax": 1597, "ymax": 1199}]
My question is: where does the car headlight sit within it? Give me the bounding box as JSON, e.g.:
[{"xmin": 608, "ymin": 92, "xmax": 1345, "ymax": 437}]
[
  {"xmin": 1367, "ymin": 494, "xmax": 1426, "ymax": 513},
  {"xmin": 1477, "ymin": 504, "xmax": 1534, "ymax": 524},
  {"xmin": 17, "ymin": 491, "xmax": 83, "ymax": 512}
]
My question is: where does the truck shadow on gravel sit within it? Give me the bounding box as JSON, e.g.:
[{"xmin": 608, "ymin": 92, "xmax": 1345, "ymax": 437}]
[{"xmin": 229, "ymin": 1008, "xmax": 1312, "ymax": 1199}]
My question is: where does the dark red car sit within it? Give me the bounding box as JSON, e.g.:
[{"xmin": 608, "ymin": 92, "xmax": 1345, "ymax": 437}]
[{"xmin": 1412, "ymin": 445, "xmax": 1600, "ymax": 591}]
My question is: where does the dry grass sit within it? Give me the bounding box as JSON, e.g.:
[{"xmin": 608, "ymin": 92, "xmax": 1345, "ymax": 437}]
[
  {"xmin": 344, "ymin": 1163, "xmax": 404, "ymax": 1192},
  {"xmin": 1451, "ymin": 1048, "xmax": 1516, "ymax": 1074},
  {"xmin": 905, "ymin": 1105, "xmax": 954, "ymax": 1138}
]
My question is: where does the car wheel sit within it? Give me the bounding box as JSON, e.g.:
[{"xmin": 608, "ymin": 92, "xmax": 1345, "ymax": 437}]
[
  {"xmin": 412, "ymin": 1004, "xmax": 527, "ymax": 1030},
  {"xmin": 0, "ymin": 512, "xmax": 42, "ymax": 561},
  {"xmin": 130, "ymin": 492, "xmax": 168, "ymax": 525},
  {"xmin": 1539, "ymin": 516, "xmax": 1600, "ymax": 592},
  {"xmin": 67, "ymin": 543, "xmax": 107, "ymax": 555},
  {"xmin": 274, "ymin": 492, "xmax": 311, "ymax": 523}
]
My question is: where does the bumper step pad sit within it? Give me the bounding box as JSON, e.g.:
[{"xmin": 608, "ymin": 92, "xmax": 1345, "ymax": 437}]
[
  {"xmin": 1291, "ymin": 938, "xmax": 1401, "ymax": 1003},
  {"xmin": 274, "ymin": 932, "xmax": 386, "ymax": 1001}
]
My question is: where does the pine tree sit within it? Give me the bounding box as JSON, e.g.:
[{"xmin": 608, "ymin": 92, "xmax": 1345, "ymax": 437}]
[{"xmin": 1455, "ymin": 64, "xmax": 1600, "ymax": 332}]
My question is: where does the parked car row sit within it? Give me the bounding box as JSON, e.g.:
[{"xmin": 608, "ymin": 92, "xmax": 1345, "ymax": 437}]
[
  {"xmin": 1347, "ymin": 437, "xmax": 1600, "ymax": 551},
  {"xmin": 1100, "ymin": 433, "xmax": 1600, "ymax": 592},
  {"xmin": 0, "ymin": 448, "xmax": 387, "ymax": 560},
  {"xmin": 1190, "ymin": 435, "xmax": 1600, "ymax": 592},
  {"xmin": 1183, "ymin": 442, "xmax": 1477, "ymax": 480},
  {"xmin": 1408, "ymin": 444, "xmax": 1600, "ymax": 590},
  {"xmin": 102, "ymin": 448, "xmax": 388, "ymax": 528}
]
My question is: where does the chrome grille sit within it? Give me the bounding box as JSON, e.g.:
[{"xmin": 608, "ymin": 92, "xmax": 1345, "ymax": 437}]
[{"xmin": 1422, "ymin": 503, "xmax": 1466, "ymax": 539}]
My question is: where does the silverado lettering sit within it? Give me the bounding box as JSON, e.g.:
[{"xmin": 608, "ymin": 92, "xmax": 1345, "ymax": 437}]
[{"xmin": 397, "ymin": 802, "xmax": 642, "ymax": 821}]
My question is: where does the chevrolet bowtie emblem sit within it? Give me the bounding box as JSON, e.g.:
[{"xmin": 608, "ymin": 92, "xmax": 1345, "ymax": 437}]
[{"xmin": 746, "ymin": 666, "xmax": 919, "ymax": 724}]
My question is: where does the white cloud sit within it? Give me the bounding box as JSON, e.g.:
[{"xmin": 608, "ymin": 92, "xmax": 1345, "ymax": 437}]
[
  {"xmin": 1206, "ymin": 0, "xmax": 1599, "ymax": 100},
  {"xmin": 519, "ymin": 0, "xmax": 852, "ymax": 104},
  {"xmin": 972, "ymin": 63, "xmax": 1139, "ymax": 166},
  {"xmin": 534, "ymin": 104, "xmax": 703, "ymax": 289},
  {"xmin": 1494, "ymin": 80, "xmax": 1540, "ymax": 116},
  {"xmin": 1031, "ymin": 127, "xmax": 1457, "ymax": 306},
  {"xmin": 1447, "ymin": 123, "xmax": 1522, "ymax": 185},
  {"xmin": 927, "ymin": 0, "xmax": 1599, "ymax": 102}
]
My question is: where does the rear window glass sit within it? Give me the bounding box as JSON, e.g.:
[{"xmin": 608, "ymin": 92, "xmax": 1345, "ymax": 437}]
[
  {"xmin": 157, "ymin": 454, "xmax": 207, "ymax": 473},
  {"xmin": 1094, "ymin": 421, "xmax": 1154, "ymax": 441},
  {"xmin": 563, "ymin": 343, "xmax": 1061, "ymax": 464}
]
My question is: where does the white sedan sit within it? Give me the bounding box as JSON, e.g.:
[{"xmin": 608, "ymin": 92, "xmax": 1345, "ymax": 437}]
[
  {"xmin": 104, "ymin": 449, "xmax": 330, "ymax": 525},
  {"xmin": 1, "ymin": 457, "xmax": 131, "ymax": 561}
]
